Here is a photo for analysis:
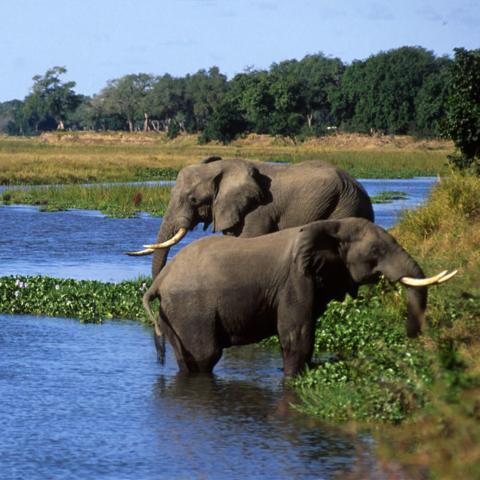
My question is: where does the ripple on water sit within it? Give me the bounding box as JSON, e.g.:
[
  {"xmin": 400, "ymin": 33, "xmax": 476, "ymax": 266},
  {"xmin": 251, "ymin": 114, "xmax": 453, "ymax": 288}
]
[{"xmin": 0, "ymin": 314, "xmax": 379, "ymax": 480}]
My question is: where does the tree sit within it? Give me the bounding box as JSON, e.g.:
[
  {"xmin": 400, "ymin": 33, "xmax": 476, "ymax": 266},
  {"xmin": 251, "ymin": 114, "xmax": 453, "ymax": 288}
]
[
  {"xmin": 148, "ymin": 74, "xmax": 187, "ymax": 132},
  {"xmin": 271, "ymin": 54, "xmax": 344, "ymax": 132},
  {"xmin": 444, "ymin": 48, "xmax": 480, "ymax": 171},
  {"xmin": 201, "ymin": 96, "xmax": 248, "ymax": 144},
  {"xmin": 184, "ymin": 67, "xmax": 228, "ymax": 131},
  {"xmin": 23, "ymin": 66, "xmax": 80, "ymax": 131},
  {"xmin": 0, "ymin": 100, "xmax": 24, "ymax": 134},
  {"xmin": 334, "ymin": 47, "xmax": 443, "ymax": 135},
  {"xmin": 415, "ymin": 57, "xmax": 451, "ymax": 137},
  {"xmin": 100, "ymin": 73, "xmax": 154, "ymax": 131}
]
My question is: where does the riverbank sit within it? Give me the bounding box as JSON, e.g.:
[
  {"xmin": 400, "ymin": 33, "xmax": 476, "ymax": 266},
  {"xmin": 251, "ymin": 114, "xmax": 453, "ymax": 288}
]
[
  {"xmin": 0, "ymin": 132, "xmax": 451, "ymax": 184},
  {"xmin": 294, "ymin": 173, "xmax": 480, "ymax": 478}
]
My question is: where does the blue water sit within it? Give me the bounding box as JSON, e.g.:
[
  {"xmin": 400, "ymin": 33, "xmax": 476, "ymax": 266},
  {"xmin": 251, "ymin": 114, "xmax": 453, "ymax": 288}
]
[
  {"xmin": 0, "ymin": 177, "xmax": 436, "ymax": 479},
  {"xmin": 0, "ymin": 177, "xmax": 437, "ymax": 282},
  {"xmin": 0, "ymin": 314, "xmax": 375, "ymax": 480}
]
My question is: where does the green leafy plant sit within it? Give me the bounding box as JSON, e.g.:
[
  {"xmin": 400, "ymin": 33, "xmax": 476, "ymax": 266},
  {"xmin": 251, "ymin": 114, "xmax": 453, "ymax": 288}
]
[{"xmin": 0, "ymin": 275, "xmax": 151, "ymax": 324}]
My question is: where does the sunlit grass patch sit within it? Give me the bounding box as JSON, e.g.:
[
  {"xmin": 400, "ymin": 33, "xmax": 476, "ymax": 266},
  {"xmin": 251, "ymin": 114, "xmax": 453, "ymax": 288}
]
[
  {"xmin": 0, "ymin": 132, "xmax": 452, "ymax": 184},
  {"xmin": 2, "ymin": 184, "xmax": 172, "ymax": 217}
]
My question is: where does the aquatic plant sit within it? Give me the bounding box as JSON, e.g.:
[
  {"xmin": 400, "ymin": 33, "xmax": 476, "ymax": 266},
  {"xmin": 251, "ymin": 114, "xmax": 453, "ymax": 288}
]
[
  {"xmin": 0, "ymin": 275, "xmax": 150, "ymax": 323},
  {"xmin": 370, "ymin": 190, "xmax": 408, "ymax": 203}
]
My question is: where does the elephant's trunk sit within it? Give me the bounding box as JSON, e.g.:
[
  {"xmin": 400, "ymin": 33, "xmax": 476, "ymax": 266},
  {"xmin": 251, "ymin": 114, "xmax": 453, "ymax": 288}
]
[
  {"xmin": 379, "ymin": 249, "xmax": 428, "ymax": 337},
  {"xmin": 405, "ymin": 285, "xmax": 427, "ymax": 338},
  {"xmin": 151, "ymin": 196, "xmax": 193, "ymax": 279},
  {"xmin": 151, "ymin": 217, "xmax": 176, "ymax": 278}
]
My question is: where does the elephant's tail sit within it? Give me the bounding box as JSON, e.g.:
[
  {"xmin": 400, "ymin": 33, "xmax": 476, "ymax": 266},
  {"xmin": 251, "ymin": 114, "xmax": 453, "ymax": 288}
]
[{"xmin": 143, "ymin": 286, "xmax": 166, "ymax": 364}]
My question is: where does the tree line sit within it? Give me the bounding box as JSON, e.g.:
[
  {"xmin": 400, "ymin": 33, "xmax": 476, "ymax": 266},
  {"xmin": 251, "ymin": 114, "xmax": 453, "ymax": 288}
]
[{"xmin": 0, "ymin": 46, "xmax": 479, "ymax": 169}]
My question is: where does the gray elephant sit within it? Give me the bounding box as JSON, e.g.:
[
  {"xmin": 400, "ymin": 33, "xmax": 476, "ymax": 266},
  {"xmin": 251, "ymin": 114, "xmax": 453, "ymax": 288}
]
[
  {"xmin": 128, "ymin": 157, "xmax": 374, "ymax": 278},
  {"xmin": 143, "ymin": 217, "xmax": 456, "ymax": 376}
]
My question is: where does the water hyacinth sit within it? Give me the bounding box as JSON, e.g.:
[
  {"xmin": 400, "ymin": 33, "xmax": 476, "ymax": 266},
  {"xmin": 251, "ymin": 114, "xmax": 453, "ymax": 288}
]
[{"xmin": 0, "ymin": 275, "xmax": 151, "ymax": 324}]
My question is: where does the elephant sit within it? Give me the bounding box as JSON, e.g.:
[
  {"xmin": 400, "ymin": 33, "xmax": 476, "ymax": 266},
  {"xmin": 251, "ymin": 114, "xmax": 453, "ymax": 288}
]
[
  {"xmin": 128, "ymin": 157, "xmax": 375, "ymax": 279},
  {"xmin": 142, "ymin": 217, "xmax": 456, "ymax": 376}
]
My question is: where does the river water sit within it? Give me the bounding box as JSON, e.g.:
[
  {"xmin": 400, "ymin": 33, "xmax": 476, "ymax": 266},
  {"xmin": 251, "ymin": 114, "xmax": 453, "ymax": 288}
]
[
  {"xmin": 0, "ymin": 177, "xmax": 436, "ymax": 479},
  {"xmin": 0, "ymin": 177, "xmax": 436, "ymax": 282}
]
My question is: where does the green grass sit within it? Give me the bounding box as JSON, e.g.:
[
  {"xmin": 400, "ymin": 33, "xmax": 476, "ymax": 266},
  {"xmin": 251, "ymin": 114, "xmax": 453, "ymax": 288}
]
[
  {"xmin": 1, "ymin": 185, "xmax": 408, "ymax": 216},
  {"xmin": 370, "ymin": 190, "xmax": 408, "ymax": 203},
  {"xmin": 2, "ymin": 184, "xmax": 172, "ymax": 217},
  {"xmin": 0, "ymin": 132, "xmax": 451, "ymax": 184}
]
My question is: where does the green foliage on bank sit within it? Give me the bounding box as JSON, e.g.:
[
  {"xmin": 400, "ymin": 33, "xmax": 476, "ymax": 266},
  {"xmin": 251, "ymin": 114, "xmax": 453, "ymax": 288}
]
[
  {"xmin": 291, "ymin": 284, "xmax": 433, "ymax": 423},
  {"xmin": 292, "ymin": 173, "xmax": 480, "ymax": 477},
  {"xmin": 444, "ymin": 48, "xmax": 480, "ymax": 173}
]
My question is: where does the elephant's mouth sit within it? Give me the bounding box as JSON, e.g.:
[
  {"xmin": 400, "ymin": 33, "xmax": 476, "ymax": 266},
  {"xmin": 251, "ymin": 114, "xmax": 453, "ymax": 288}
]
[{"xmin": 196, "ymin": 205, "xmax": 213, "ymax": 230}]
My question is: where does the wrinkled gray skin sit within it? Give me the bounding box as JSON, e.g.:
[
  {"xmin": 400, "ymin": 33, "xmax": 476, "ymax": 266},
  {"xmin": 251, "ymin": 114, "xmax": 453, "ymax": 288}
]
[
  {"xmin": 151, "ymin": 157, "xmax": 374, "ymax": 278},
  {"xmin": 144, "ymin": 218, "xmax": 427, "ymax": 377}
]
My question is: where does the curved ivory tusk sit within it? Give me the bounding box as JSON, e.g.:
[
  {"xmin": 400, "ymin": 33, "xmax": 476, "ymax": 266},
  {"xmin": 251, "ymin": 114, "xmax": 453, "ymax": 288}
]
[
  {"xmin": 143, "ymin": 228, "xmax": 188, "ymax": 250},
  {"xmin": 400, "ymin": 269, "xmax": 455, "ymax": 287},
  {"xmin": 437, "ymin": 269, "xmax": 458, "ymax": 284},
  {"xmin": 125, "ymin": 248, "xmax": 155, "ymax": 256}
]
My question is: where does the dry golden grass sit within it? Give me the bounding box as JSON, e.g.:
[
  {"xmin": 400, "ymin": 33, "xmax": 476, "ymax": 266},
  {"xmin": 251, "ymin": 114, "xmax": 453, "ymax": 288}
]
[{"xmin": 0, "ymin": 132, "xmax": 453, "ymax": 184}]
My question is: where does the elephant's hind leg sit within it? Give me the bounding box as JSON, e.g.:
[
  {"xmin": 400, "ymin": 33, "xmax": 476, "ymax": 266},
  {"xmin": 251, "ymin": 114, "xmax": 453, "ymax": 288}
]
[
  {"xmin": 161, "ymin": 313, "xmax": 223, "ymax": 373},
  {"xmin": 175, "ymin": 343, "xmax": 223, "ymax": 373}
]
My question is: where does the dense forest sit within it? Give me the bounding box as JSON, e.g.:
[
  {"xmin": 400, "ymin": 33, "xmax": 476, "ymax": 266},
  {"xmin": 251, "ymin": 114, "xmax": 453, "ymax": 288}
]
[{"xmin": 0, "ymin": 46, "xmax": 479, "ymax": 163}]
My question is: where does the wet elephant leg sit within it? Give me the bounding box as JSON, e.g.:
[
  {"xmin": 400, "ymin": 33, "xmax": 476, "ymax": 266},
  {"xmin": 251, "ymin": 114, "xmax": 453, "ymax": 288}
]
[
  {"xmin": 160, "ymin": 314, "xmax": 223, "ymax": 373},
  {"xmin": 278, "ymin": 323, "xmax": 315, "ymax": 377},
  {"xmin": 276, "ymin": 286, "xmax": 316, "ymax": 377}
]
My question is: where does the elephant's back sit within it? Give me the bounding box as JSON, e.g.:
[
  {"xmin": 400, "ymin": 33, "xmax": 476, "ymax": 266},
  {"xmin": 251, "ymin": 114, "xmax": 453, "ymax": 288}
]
[{"xmin": 272, "ymin": 160, "xmax": 374, "ymax": 223}]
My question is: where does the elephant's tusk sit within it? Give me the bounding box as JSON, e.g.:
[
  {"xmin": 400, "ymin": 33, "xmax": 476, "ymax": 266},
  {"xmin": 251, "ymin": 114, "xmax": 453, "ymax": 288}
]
[
  {"xmin": 143, "ymin": 228, "xmax": 188, "ymax": 249},
  {"xmin": 400, "ymin": 269, "xmax": 457, "ymax": 287},
  {"xmin": 126, "ymin": 248, "xmax": 155, "ymax": 256},
  {"xmin": 437, "ymin": 269, "xmax": 458, "ymax": 284}
]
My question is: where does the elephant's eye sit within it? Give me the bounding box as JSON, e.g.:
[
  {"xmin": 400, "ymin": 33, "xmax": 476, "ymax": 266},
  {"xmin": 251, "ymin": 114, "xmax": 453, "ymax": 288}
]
[{"xmin": 189, "ymin": 196, "xmax": 198, "ymax": 205}]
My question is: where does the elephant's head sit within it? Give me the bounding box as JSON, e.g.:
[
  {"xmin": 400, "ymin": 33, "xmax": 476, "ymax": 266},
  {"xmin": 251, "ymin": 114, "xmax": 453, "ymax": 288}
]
[
  {"xmin": 293, "ymin": 218, "xmax": 456, "ymax": 337},
  {"xmin": 128, "ymin": 157, "xmax": 267, "ymax": 277}
]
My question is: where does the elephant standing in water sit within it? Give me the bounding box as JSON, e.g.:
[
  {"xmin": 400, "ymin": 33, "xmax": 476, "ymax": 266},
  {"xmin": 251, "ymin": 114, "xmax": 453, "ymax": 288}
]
[
  {"xmin": 128, "ymin": 157, "xmax": 374, "ymax": 278},
  {"xmin": 143, "ymin": 218, "xmax": 456, "ymax": 376}
]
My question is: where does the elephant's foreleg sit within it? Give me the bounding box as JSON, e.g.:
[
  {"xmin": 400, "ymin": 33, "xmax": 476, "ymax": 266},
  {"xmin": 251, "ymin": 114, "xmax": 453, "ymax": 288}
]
[
  {"xmin": 278, "ymin": 322, "xmax": 315, "ymax": 377},
  {"xmin": 276, "ymin": 282, "xmax": 316, "ymax": 377}
]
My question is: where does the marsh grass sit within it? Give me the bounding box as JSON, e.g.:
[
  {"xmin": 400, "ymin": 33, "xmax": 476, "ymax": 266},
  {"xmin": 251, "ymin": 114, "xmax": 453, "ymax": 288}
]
[
  {"xmin": 0, "ymin": 132, "xmax": 452, "ymax": 184},
  {"xmin": 370, "ymin": 191, "xmax": 408, "ymax": 203},
  {"xmin": 2, "ymin": 184, "xmax": 172, "ymax": 217},
  {"xmin": 2, "ymin": 184, "xmax": 407, "ymax": 216}
]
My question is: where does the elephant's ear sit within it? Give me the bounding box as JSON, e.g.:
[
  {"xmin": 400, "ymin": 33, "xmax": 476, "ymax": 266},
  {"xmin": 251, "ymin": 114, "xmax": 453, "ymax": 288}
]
[
  {"xmin": 292, "ymin": 221, "xmax": 341, "ymax": 275},
  {"xmin": 212, "ymin": 162, "xmax": 263, "ymax": 232}
]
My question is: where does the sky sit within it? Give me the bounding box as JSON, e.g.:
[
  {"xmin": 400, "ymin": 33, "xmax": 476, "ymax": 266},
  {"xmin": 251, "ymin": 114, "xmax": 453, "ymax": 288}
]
[{"xmin": 0, "ymin": 0, "xmax": 478, "ymax": 102}]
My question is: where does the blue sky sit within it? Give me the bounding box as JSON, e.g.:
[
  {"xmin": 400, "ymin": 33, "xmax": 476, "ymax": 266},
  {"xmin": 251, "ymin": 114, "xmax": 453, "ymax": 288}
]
[{"xmin": 0, "ymin": 0, "xmax": 478, "ymax": 101}]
